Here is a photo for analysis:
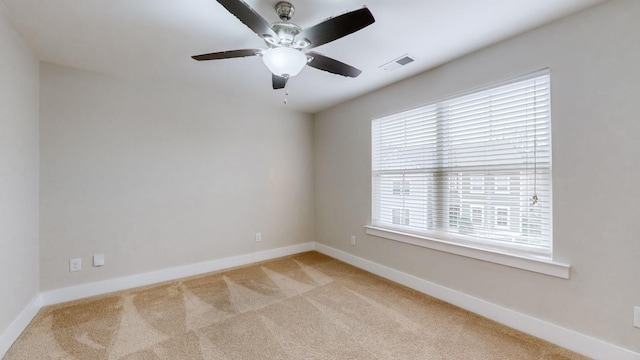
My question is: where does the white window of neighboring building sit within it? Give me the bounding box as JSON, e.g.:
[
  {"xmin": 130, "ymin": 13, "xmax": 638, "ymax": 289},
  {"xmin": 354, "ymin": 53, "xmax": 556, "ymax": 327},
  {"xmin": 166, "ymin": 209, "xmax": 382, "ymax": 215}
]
[
  {"xmin": 495, "ymin": 207, "xmax": 510, "ymax": 228},
  {"xmin": 471, "ymin": 205, "xmax": 485, "ymax": 225}
]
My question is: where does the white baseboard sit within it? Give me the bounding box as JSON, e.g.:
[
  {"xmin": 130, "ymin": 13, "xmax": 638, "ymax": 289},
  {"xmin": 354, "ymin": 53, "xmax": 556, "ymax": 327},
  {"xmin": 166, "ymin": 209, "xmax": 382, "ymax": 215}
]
[
  {"xmin": 41, "ymin": 242, "xmax": 314, "ymax": 306},
  {"xmin": 1, "ymin": 243, "xmax": 314, "ymax": 358},
  {"xmin": 4, "ymin": 242, "xmax": 637, "ymax": 360},
  {"xmin": 314, "ymin": 243, "xmax": 640, "ymax": 360},
  {"xmin": 0, "ymin": 294, "xmax": 43, "ymax": 358}
]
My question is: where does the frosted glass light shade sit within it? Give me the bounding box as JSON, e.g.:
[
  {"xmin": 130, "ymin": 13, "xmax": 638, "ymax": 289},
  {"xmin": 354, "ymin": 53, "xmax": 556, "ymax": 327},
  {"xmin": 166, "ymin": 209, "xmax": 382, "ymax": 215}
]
[{"xmin": 262, "ymin": 47, "xmax": 307, "ymax": 77}]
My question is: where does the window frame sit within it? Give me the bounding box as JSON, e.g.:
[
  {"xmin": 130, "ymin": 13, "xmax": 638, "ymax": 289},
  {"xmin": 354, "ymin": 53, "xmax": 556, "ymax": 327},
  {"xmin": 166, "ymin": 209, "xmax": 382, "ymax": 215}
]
[{"xmin": 368, "ymin": 69, "xmax": 569, "ymax": 278}]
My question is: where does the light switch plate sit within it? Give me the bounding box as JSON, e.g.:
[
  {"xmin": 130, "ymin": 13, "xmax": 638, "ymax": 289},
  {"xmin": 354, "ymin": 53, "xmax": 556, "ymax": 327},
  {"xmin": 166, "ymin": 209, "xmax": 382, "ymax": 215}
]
[{"xmin": 93, "ymin": 254, "xmax": 105, "ymax": 267}]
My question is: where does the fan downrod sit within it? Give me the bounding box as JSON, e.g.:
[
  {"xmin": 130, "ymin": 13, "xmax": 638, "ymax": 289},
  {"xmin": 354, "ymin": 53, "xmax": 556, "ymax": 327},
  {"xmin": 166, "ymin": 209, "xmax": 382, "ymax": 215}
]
[{"xmin": 276, "ymin": 1, "xmax": 295, "ymax": 21}]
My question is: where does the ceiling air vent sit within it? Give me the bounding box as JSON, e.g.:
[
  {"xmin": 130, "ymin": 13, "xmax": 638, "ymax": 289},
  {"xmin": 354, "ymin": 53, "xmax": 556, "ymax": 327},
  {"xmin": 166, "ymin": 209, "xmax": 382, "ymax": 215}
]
[{"xmin": 380, "ymin": 54, "xmax": 416, "ymax": 71}]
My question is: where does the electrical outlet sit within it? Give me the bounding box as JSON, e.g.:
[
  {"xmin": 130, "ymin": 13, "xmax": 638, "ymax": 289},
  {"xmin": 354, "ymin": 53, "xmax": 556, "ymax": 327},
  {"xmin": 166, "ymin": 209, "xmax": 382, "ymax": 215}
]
[
  {"xmin": 350, "ymin": 235, "xmax": 356, "ymax": 246},
  {"xmin": 255, "ymin": 233, "xmax": 262, "ymax": 242},
  {"xmin": 69, "ymin": 258, "xmax": 82, "ymax": 272},
  {"xmin": 634, "ymin": 306, "xmax": 640, "ymax": 329}
]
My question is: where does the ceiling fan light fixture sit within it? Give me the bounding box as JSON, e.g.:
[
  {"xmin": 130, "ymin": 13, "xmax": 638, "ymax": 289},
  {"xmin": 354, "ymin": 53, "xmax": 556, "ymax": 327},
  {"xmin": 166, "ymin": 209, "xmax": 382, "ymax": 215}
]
[{"xmin": 262, "ymin": 47, "xmax": 307, "ymax": 77}]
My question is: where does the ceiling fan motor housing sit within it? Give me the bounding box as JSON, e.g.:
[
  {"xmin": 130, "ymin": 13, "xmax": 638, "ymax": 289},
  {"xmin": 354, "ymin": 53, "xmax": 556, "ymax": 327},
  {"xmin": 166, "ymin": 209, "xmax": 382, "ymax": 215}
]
[
  {"xmin": 276, "ymin": 1, "xmax": 295, "ymax": 21},
  {"xmin": 270, "ymin": 2, "xmax": 309, "ymax": 48},
  {"xmin": 269, "ymin": 22, "xmax": 306, "ymax": 48}
]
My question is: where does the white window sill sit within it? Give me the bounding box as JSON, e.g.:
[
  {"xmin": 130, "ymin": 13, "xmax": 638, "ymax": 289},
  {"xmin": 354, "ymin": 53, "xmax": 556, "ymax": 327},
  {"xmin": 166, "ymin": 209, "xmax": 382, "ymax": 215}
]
[{"xmin": 364, "ymin": 226, "xmax": 570, "ymax": 279}]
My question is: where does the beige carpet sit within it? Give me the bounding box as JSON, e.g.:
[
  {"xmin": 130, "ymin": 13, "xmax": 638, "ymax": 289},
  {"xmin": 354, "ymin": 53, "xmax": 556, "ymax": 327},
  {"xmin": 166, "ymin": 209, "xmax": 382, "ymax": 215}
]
[{"xmin": 5, "ymin": 252, "xmax": 588, "ymax": 359}]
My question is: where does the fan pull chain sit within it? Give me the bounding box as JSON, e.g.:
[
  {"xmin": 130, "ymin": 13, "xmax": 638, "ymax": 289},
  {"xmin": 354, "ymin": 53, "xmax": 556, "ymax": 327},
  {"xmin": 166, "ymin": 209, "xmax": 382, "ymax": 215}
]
[{"xmin": 284, "ymin": 91, "xmax": 289, "ymax": 105}]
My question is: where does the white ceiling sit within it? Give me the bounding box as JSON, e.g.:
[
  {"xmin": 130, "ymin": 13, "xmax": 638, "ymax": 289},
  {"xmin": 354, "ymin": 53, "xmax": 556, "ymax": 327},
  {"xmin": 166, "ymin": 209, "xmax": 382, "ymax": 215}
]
[{"xmin": 3, "ymin": 0, "xmax": 606, "ymax": 113}]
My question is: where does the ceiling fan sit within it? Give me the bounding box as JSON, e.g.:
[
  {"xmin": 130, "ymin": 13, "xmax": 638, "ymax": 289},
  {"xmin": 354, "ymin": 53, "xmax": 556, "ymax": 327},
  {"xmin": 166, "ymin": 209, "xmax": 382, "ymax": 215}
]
[{"xmin": 192, "ymin": 0, "xmax": 375, "ymax": 89}]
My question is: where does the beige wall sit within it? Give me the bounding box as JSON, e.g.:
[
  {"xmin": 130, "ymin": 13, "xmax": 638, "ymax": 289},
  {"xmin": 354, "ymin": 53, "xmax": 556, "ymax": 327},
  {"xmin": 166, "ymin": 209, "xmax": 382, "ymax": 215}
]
[
  {"xmin": 4, "ymin": 0, "xmax": 639, "ymax": 354},
  {"xmin": 0, "ymin": 4, "xmax": 40, "ymax": 333},
  {"xmin": 39, "ymin": 63, "xmax": 315, "ymax": 291},
  {"xmin": 314, "ymin": 0, "xmax": 640, "ymax": 352}
]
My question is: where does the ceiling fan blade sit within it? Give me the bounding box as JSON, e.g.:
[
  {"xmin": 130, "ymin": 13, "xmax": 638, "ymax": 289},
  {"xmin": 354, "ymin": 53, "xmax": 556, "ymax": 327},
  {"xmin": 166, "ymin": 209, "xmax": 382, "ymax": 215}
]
[
  {"xmin": 215, "ymin": 0, "xmax": 278, "ymax": 40},
  {"xmin": 192, "ymin": 49, "xmax": 262, "ymax": 61},
  {"xmin": 295, "ymin": 7, "xmax": 375, "ymax": 49},
  {"xmin": 307, "ymin": 52, "xmax": 362, "ymax": 78},
  {"xmin": 272, "ymin": 74, "xmax": 288, "ymax": 89}
]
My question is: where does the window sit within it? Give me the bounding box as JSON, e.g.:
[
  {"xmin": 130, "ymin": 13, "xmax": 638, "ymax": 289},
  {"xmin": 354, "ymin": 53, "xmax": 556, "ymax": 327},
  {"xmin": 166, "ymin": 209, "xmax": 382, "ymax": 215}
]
[
  {"xmin": 392, "ymin": 208, "xmax": 410, "ymax": 225},
  {"xmin": 371, "ymin": 69, "xmax": 552, "ymax": 259},
  {"xmin": 448, "ymin": 205, "xmax": 460, "ymax": 228},
  {"xmin": 471, "ymin": 205, "xmax": 484, "ymax": 225},
  {"xmin": 392, "ymin": 180, "xmax": 410, "ymax": 196},
  {"xmin": 495, "ymin": 207, "xmax": 510, "ymax": 228}
]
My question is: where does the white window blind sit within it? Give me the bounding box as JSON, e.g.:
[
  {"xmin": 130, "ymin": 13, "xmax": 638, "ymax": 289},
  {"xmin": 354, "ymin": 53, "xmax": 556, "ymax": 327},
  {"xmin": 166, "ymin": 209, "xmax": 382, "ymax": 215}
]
[{"xmin": 372, "ymin": 69, "xmax": 552, "ymax": 258}]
